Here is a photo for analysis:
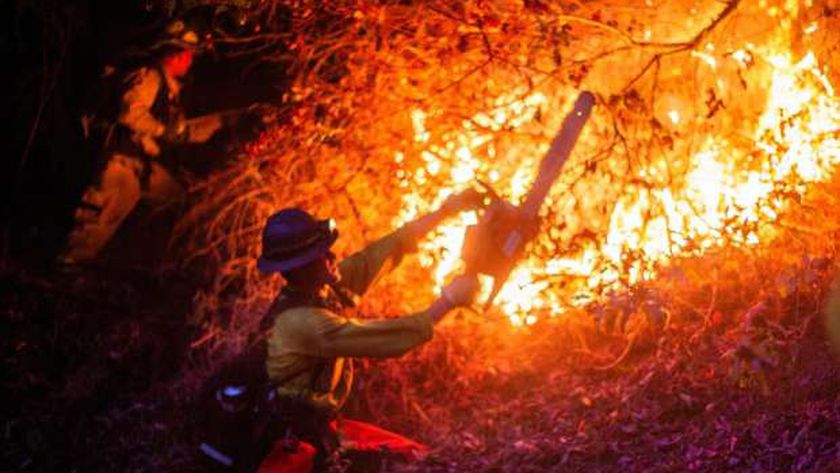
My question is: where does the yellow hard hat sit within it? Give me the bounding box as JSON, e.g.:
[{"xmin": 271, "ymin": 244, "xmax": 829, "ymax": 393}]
[
  {"xmin": 150, "ymin": 19, "xmax": 203, "ymax": 52},
  {"xmin": 166, "ymin": 20, "xmax": 199, "ymax": 46}
]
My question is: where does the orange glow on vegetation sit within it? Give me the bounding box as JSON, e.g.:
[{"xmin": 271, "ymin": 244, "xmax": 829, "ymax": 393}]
[{"xmin": 393, "ymin": 4, "xmax": 840, "ymax": 326}]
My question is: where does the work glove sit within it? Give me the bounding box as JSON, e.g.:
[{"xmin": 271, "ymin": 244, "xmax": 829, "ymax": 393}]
[
  {"xmin": 210, "ymin": 104, "xmax": 278, "ymax": 139},
  {"xmin": 218, "ymin": 103, "xmax": 278, "ymax": 128},
  {"xmin": 440, "ymin": 188, "xmax": 486, "ymax": 216},
  {"xmin": 441, "ymin": 274, "xmax": 480, "ymax": 308},
  {"xmin": 402, "ymin": 189, "xmax": 484, "ymax": 249},
  {"xmin": 186, "ymin": 113, "xmax": 223, "ymax": 143},
  {"xmin": 428, "ymin": 274, "xmax": 480, "ymax": 323},
  {"xmin": 162, "ymin": 115, "xmax": 188, "ymax": 143},
  {"xmin": 247, "ymin": 102, "xmax": 280, "ymax": 125}
]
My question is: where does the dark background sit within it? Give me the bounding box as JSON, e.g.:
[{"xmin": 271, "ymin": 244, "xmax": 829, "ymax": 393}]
[
  {"xmin": 2, "ymin": 3, "xmax": 294, "ymax": 470},
  {"xmin": 2, "ymin": 0, "xmax": 290, "ymax": 271}
]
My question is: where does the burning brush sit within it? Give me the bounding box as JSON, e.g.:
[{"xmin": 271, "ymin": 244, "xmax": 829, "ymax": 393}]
[{"xmin": 392, "ymin": 2, "xmax": 840, "ymax": 327}]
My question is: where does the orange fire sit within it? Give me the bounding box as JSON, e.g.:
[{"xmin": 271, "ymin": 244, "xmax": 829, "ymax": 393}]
[{"xmin": 393, "ymin": 4, "xmax": 839, "ymax": 326}]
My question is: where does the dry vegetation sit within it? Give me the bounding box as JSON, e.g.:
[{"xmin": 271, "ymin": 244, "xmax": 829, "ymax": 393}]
[
  {"xmin": 174, "ymin": 0, "xmax": 839, "ymax": 327},
  {"xmin": 6, "ymin": 0, "xmax": 840, "ymax": 471},
  {"xmin": 160, "ymin": 0, "xmax": 840, "ymax": 470}
]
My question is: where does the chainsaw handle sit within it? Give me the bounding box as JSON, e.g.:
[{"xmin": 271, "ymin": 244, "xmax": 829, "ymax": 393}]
[{"xmin": 475, "ymin": 179, "xmax": 504, "ymax": 203}]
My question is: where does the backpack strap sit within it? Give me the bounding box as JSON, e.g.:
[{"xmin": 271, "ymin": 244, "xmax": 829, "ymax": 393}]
[{"xmin": 261, "ymin": 286, "xmax": 355, "ymax": 394}]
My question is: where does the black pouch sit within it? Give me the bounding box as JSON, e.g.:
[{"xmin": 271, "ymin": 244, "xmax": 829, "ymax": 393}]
[
  {"xmin": 196, "ymin": 376, "xmax": 331, "ymax": 472},
  {"xmin": 195, "ymin": 290, "xmax": 346, "ymax": 472},
  {"xmin": 196, "ymin": 292, "xmax": 314, "ymax": 472},
  {"xmin": 196, "ymin": 346, "xmax": 277, "ymax": 472}
]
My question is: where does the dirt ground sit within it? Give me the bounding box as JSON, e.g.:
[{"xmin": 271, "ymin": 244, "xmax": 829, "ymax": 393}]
[{"xmin": 3, "ymin": 261, "xmax": 839, "ymax": 472}]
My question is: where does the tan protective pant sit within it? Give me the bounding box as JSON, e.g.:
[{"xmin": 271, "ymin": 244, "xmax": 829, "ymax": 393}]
[{"xmin": 60, "ymin": 153, "xmax": 184, "ymax": 263}]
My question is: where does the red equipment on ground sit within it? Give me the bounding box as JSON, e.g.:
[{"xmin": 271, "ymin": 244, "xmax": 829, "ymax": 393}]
[{"xmin": 258, "ymin": 418, "xmax": 428, "ymax": 472}]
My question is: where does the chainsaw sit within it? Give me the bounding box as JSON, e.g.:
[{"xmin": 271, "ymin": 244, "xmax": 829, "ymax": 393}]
[{"xmin": 462, "ymin": 91, "xmax": 595, "ymax": 309}]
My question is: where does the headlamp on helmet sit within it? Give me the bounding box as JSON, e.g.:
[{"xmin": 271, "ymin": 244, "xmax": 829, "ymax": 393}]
[
  {"xmin": 150, "ymin": 19, "xmax": 202, "ymax": 53},
  {"xmin": 257, "ymin": 209, "xmax": 339, "ymax": 274}
]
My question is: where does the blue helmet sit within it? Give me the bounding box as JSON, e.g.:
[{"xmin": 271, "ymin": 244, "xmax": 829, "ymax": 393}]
[{"xmin": 257, "ymin": 208, "xmax": 338, "ymax": 274}]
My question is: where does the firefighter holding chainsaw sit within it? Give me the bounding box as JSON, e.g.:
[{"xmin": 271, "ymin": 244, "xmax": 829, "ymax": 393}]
[
  {"xmin": 199, "ymin": 92, "xmax": 595, "ymax": 472},
  {"xmin": 199, "ymin": 191, "xmax": 483, "ymax": 472},
  {"xmin": 60, "ymin": 20, "xmax": 247, "ymax": 264}
]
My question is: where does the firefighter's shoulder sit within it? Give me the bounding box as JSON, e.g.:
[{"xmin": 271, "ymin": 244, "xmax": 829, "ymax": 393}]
[{"xmin": 122, "ymin": 66, "xmax": 163, "ymax": 92}]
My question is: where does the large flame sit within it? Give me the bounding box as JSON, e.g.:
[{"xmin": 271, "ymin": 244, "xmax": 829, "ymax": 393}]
[{"xmin": 394, "ymin": 3, "xmax": 840, "ymax": 326}]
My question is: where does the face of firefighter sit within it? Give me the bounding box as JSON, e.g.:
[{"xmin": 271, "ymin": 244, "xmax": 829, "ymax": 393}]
[
  {"xmin": 322, "ymin": 250, "xmax": 340, "ymax": 285},
  {"xmin": 309, "ymin": 250, "xmax": 340, "ymax": 286},
  {"xmin": 284, "ymin": 250, "xmax": 340, "ymax": 291},
  {"xmin": 162, "ymin": 50, "xmax": 194, "ymax": 78}
]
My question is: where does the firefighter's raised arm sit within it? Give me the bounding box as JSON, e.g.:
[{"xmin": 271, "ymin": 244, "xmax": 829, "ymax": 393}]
[
  {"xmin": 338, "ymin": 189, "xmax": 485, "ymax": 297},
  {"xmin": 403, "ymin": 188, "xmax": 485, "ymax": 245}
]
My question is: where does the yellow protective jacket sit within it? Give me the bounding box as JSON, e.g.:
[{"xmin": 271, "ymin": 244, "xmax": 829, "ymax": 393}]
[
  {"xmin": 118, "ymin": 67, "xmax": 180, "ymax": 157},
  {"xmin": 265, "ymin": 226, "xmax": 434, "ymax": 415},
  {"xmin": 116, "ymin": 67, "xmax": 220, "ymax": 157}
]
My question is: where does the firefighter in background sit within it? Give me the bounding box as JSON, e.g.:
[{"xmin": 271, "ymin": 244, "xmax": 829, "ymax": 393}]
[{"xmin": 60, "ymin": 20, "xmax": 227, "ymax": 264}]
